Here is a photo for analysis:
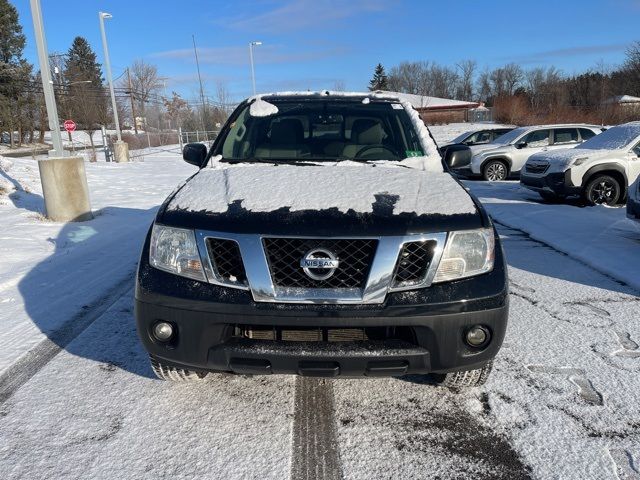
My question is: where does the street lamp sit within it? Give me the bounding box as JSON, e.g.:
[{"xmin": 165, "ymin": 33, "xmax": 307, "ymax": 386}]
[
  {"xmin": 99, "ymin": 11, "xmax": 129, "ymax": 162},
  {"xmin": 249, "ymin": 41, "xmax": 262, "ymax": 96},
  {"xmin": 30, "ymin": 0, "xmax": 63, "ymax": 156},
  {"xmin": 99, "ymin": 12, "xmax": 119, "ymax": 140}
]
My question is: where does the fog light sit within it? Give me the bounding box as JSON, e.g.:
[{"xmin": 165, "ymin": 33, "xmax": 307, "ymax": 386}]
[
  {"xmin": 153, "ymin": 322, "xmax": 174, "ymax": 342},
  {"xmin": 465, "ymin": 326, "xmax": 489, "ymax": 347}
]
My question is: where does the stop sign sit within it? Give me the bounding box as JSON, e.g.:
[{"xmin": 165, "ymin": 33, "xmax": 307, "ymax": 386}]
[{"xmin": 63, "ymin": 120, "xmax": 76, "ymax": 132}]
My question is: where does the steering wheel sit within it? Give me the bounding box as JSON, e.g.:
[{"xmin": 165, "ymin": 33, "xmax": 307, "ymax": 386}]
[{"xmin": 354, "ymin": 144, "xmax": 399, "ymax": 160}]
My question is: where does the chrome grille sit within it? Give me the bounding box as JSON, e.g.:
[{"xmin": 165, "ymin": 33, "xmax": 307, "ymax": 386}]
[
  {"xmin": 263, "ymin": 238, "xmax": 378, "ymax": 289},
  {"xmin": 525, "ymin": 163, "xmax": 549, "ymax": 174},
  {"xmin": 392, "ymin": 240, "xmax": 437, "ymax": 288},
  {"xmin": 206, "ymin": 238, "xmax": 247, "ymax": 286}
]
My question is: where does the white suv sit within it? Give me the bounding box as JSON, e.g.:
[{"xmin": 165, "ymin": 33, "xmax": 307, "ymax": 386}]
[
  {"xmin": 468, "ymin": 124, "xmax": 604, "ymax": 181},
  {"xmin": 521, "ymin": 122, "xmax": 640, "ymax": 206}
]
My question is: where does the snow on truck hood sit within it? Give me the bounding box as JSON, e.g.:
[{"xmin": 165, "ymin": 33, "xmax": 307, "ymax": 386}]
[
  {"xmin": 529, "ymin": 147, "xmax": 621, "ymax": 169},
  {"xmin": 168, "ymin": 163, "xmax": 477, "ymax": 217}
]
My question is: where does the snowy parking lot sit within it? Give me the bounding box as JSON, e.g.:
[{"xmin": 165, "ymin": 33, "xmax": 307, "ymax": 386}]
[{"xmin": 1, "ymin": 140, "xmax": 639, "ymax": 479}]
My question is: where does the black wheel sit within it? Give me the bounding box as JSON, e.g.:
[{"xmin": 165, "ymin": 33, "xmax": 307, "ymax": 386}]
[
  {"xmin": 434, "ymin": 362, "xmax": 493, "ymax": 388},
  {"xmin": 583, "ymin": 174, "xmax": 621, "ymax": 206},
  {"xmin": 150, "ymin": 356, "xmax": 208, "ymax": 382},
  {"xmin": 483, "ymin": 160, "xmax": 508, "ymax": 181},
  {"xmin": 539, "ymin": 191, "xmax": 563, "ymax": 202}
]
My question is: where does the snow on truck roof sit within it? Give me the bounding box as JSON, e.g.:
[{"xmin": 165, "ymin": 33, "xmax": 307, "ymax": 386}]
[{"xmin": 254, "ymin": 90, "xmax": 479, "ymax": 110}]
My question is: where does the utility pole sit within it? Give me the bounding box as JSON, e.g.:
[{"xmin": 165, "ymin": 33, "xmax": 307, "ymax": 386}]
[
  {"xmin": 192, "ymin": 34, "xmax": 208, "ymax": 139},
  {"xmin": 30, "ymin": 0, "xmax": 63, "ymax": 156},
  {"xmin": 126, "ymin": 67, "xmax": 138, "ymax": 134}
]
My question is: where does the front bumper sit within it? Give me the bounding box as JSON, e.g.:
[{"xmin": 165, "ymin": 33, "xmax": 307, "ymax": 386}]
[
  {"xmin": 135, "ymin": 230, "xmax": 509, "ymax": 378},
  {"xmin": 520, "ymin": 169, "xmax": 581, "ymax": 197}
]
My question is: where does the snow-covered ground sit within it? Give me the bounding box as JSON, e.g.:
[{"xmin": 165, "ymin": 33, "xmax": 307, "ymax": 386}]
[{"xmin": 1, "ymin": 129, "xmax": 639, "ymax": 479}]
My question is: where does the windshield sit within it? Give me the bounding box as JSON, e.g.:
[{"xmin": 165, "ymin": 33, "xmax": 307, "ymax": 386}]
[
  {"xmin": 577, "ymin": 123, "xmax": 640, "ymax": 151},
  {"xmin": 450, "ymin": 131, "xmax": 473, "ymax": 144},
  {"xmin": 490, "ymin": 127, "xmax": 527, "ymax": 145},
  {"xmin": 218, "ymin": 99, "xmax": 424, "ymax": 163}
]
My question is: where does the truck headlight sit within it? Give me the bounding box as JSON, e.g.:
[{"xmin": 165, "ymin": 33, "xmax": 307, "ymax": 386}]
[
  {"xmin": 149, "ymin": 224, "xmax": 206, "ymax": 281},
  {"xmin": 433, "ymin": 228, "xmax": 495, "ymax": 283}
]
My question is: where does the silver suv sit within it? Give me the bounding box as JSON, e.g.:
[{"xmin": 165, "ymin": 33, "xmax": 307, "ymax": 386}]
[{"xmin": 468, "ymin": 124, "xmax": 604, "ymax": 181}]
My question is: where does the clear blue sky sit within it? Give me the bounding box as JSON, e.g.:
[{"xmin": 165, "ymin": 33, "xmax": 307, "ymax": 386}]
[{"xmin": 11, "ymin": 0, "xmax": 640, "ymax": 103}]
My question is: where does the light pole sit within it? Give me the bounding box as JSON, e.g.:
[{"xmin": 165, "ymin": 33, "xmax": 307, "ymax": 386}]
[
  {"xmin": 28, "ymin": 0, "xmax": 93, "ymax": 222},
  {"xmin": 30, "ymin": 0, "xmax": 63, "ymax": 157},
  {"xmin": 99, "ymin": 11, "xmax": 129, "ymax": 162},
  {"xmin": 249, "ymin": 41, "xmax": 262, "ymax": 96}
]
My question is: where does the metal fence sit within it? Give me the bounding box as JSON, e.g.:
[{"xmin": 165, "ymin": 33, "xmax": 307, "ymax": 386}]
[{"xmin": 178, "ymin": 129, "xmax": 220, "ymax": 149}]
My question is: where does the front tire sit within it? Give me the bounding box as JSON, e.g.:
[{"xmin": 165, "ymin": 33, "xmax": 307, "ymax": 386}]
[
  {"xmin": 483, "ymin": 160, "xmax": 508, "ymax": 181},
  {"xmin": 583, "ymin": 174, "xmax": 621, "ymax": 206},
  {"xmin": 150, "ymin": 356, "xmax": 208, "ymax": 382},
  {"xmin": 435, "ymin": 362, "xmax": 493, "ymax": 388}
]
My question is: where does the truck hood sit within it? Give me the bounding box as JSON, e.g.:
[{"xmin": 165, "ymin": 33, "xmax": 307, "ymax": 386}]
[{"xmin": 160, "ymin": 163, "xmax": 482, "ymax": 236}]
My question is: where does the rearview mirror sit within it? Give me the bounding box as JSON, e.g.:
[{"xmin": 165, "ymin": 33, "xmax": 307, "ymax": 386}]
[{"xmin": 183, "ymin": 143, "xmax": 208, "ymax": 167}]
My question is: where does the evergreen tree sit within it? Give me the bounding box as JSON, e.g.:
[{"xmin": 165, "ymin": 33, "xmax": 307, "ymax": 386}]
[
  {"xmin": 368, "ymin": 63, "xmax": 389, "ymax": 91},
  {"xmin": 0, "ymin": 0, "xmax": 33, "ymax": 147},
  {"xmin": 64, "ymin": 37, "xmax": 109, "ymax": 156}
]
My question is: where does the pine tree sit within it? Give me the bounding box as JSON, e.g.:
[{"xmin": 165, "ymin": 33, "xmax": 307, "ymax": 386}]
[
  {"xmin": 0, "ymin": 0, "xmax": 32, "ymax": 147},
  {"xmin": 368, "ymin": 63, "xmax": 389, "ymax": 91},
  {"xmin": 64, "ymin": 37, "xmax": 109, "ymax": 157}
]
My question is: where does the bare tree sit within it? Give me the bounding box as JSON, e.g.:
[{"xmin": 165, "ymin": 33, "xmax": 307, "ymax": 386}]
[
  {"xmin": 456, "ymin": 59, "xmax": 476, "ymax": 100},
  {"xmin": 129, "ymin": 59, "xmax": 162, "ymax": 119},
  {"xmin": 503, "ymin": 63, "xmax": 524, "ymax": 95},
  {"xmin": 332, "ymin": 79, "xmax": 346, "ymax": 91}
]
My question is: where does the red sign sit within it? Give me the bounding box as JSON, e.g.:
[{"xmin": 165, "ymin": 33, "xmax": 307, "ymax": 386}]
[{"xmin": 63, "ymin": 120, "xmax": 76, "ymax": 132}]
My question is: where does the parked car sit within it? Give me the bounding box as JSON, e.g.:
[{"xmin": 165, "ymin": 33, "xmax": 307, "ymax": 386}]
[
  {"xmin": 135, "ymin": 91, "xmax": 509, "ymax": 388},
  {"xmin": 628, "ymin": 176, "xmax": 640, "ymax": 221},
  {"xmin": 521, "ymin": 122, "xmax": 640, "ymax": 206},
  {"xmin": 441, "ymin": 127, "xmax": 515, "ymax": 150},
  {"xmin": 1, "ymin": 132, "xmax": 10, "ymax": 144},
  {"xmin": 464, "ymin": 124, "xmax": 604, "ymax": 181}
]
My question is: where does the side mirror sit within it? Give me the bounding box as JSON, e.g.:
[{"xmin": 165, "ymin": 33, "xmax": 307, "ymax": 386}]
[
  {"xmin": 443, "ymin": 145, "xmax": 472, "ymax": 169},
  {"xmin": 515, "ymin": 141, "xmax": 528, "ymax": 149},
  {"xmin": 183, "ymin": 143, "xmax": 208, "ymax": 167}
]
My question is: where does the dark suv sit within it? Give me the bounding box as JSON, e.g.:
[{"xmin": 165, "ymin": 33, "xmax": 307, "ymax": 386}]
[{"xmin": 135, "ymin": 92, "xmax": 509, "ymax": 387}]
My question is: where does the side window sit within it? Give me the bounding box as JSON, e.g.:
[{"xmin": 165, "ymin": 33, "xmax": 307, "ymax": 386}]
[
  {"xmin": 579, "ymin": 128, "xmax": 597, "ymax": 141},
  {"xmin": 523, "ymin": 129, "xmax": 550, "ymax": 147},
  {"xmin": 475, "ymin": 131, "xmax": 492, "ymax": 144},
  {"xmin": 553, "ymin": 128, "xmax": 579, "ymax": 145}
]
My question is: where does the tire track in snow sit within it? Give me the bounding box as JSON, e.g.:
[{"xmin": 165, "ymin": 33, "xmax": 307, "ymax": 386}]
[
  {"xmin": 0, "ymin": 273, "xmax": 133, "ymax": 404},
  {"xmin": 291, "ymin": 377, "xmax": 343, "ymax": 480}
]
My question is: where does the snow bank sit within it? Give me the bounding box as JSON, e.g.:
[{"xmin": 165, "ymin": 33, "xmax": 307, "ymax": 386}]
[{"xmin": 169, "ymin": 164, "xmax": 477, "ymax": 216}]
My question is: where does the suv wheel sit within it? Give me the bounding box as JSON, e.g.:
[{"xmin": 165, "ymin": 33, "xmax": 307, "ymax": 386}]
[
  {"xmin": 150, "ymin": 356, "xmax": 208, "ymax": 382},
  {"xmin": 583, "ymin": 174, "xmax": 621, "ymax": 206},
  {"xmin": 483, "ymin": 160, "xmax": 508, "ymax": 181},
  {"xmin": 434, "ymin": 362, "xmax": 493, "ymax": 388}
]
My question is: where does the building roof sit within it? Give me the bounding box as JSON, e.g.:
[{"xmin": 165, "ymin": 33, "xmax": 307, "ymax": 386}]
[{"xmin": 605, "ymin": 95, "xmax": 640, "ymax": 105}]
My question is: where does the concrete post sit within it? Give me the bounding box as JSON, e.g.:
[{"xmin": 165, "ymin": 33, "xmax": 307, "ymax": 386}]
[
  {"xmin": 38, "ymin": 156, "xmax": 92, "ymax": 222},
  {"xmin": 114, "ymin": 140, "xmax": 129, "ymax": 163}
]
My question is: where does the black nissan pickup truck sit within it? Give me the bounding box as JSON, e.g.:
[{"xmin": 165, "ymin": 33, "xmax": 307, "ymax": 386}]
[{"xmin": 135, "ymin": 91, "xmax": 508, "ymax": 388}]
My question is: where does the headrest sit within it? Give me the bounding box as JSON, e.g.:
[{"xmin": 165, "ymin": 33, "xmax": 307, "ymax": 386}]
[
  {"xmin": 270, "ymin": 119, "xmax": 304, "ymax": 143},
  {"xmin": 351, "ymin": 119, "xmax": 384, "ymax": 144}
]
